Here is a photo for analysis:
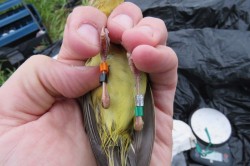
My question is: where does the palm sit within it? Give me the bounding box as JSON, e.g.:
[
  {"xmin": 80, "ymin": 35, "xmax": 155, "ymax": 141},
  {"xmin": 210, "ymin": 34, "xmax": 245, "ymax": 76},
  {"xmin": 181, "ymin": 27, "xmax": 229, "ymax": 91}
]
[
  {"xmin": 0, "ymin": 100, "xmax": 96, "ymax": 166},
  {"xmin": 0, "ymin": 99, "xmax": 172, "ymax": 166}
]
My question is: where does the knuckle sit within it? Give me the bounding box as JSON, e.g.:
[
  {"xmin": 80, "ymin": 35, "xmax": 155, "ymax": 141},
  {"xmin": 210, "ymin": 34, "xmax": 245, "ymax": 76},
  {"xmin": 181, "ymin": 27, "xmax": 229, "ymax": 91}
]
[{"xmin": 26, "ymin": 55, "xmax": 51, "ymax": 67}]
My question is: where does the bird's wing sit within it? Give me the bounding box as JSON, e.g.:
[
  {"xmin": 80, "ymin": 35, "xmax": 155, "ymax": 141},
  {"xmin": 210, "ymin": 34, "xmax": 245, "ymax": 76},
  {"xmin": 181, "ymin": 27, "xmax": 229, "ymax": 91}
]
[
  {"xmin": 81, "ymin": 82, "xmax": 155, "ymax": 166},
  {"xmin": 131, "ymin": 82, "xmax": 155, "ymax": 166},
  {"xmin": 81, "ymin": 95, "xmax": 108, "ymax": 166}
]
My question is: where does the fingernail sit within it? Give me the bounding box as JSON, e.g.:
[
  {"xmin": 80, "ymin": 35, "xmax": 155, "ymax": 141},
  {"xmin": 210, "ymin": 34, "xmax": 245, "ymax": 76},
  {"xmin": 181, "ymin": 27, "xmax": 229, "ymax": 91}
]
[
  {"xmin": 112, "ymin": 14, "xmax": 133, "ymax": 29},
  {"xmin": 139, "ymin": 26, "xmax": 154, "ymax": 37},
  {"xmin": 77, "ymin": 24, "xmax": 99, "ymax": 46}
]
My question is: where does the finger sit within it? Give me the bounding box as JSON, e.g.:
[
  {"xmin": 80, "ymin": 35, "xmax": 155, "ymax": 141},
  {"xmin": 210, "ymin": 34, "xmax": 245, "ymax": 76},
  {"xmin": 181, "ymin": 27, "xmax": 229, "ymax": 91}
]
[
  {"xmin": 107, "ymin": 2, "xmax": 143, "ymax": 43},
  {"xmin": 0, "ymin": 55, "xmax": 99, "ymax": 124},
  {"xmin": 131, "ymin": 45, "xmax": 178, "ymax": 114},
  {"xmin": 58, "ymin": 6, "xmax": 107, "ymax": 65},
  {"xmin": 151, "ymin": 109, "xmax": 173, "ymax": 165},
  {"xmin": 122, "ymin": 17, "xmax": 167, "ymax": 53}
]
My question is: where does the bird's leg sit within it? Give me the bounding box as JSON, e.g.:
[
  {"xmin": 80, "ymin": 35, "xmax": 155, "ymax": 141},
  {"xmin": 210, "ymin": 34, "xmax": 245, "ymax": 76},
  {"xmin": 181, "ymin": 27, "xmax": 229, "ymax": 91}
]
[
  {"xmin": 100, "ymin": 27, "xmax": 110, "ymax": 109},
  {"xmin": 127, "ymin": 53, "xmax": 144, "ymax": 131}
]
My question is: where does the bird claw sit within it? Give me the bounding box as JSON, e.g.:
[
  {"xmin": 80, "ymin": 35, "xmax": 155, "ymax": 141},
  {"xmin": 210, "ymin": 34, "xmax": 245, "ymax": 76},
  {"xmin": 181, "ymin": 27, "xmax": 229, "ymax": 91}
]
[{"xmin": 134, "ymin": 116, "xmax": 144, "ymax": 131}]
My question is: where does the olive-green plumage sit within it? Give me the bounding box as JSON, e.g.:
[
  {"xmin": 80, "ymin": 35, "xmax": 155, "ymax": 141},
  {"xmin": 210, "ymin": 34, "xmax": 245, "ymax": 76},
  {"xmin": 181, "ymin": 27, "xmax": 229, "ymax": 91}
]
[
  {"xmin": 89, "ymin": 0, "xmax": 122, "ymax": 15},
  {"xmin": 85, "ymin": 45, "xmax": 147, "ymax": 165},
  {"xmin": 82, "ymin": 1, "xmax": 154, "ymax": 166}
]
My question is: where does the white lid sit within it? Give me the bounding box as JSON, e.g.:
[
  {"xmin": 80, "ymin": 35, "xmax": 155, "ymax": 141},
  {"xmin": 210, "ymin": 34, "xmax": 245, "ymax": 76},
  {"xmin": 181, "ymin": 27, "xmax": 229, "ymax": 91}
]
[{"xmin": 190, "ymin": 108, "xmax": 231, "ymax": 145}]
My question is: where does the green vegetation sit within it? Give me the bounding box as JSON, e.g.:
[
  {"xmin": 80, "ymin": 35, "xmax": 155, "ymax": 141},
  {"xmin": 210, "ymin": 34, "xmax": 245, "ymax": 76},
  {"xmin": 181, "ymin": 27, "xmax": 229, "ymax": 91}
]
[
  {"xmin": 0, "ymin": 65, "xmax": 14, "ymax": 86},
  {"xmin": 24, "ymin": 0, "xmax": 90, "ymax": 41},
  {"xmin": 0, "ymin": 0, "xmax": 90, "ymax": 85},
  {"xmin": 25, "ymin": 0, "xmax": 70, "ymax": 41}
]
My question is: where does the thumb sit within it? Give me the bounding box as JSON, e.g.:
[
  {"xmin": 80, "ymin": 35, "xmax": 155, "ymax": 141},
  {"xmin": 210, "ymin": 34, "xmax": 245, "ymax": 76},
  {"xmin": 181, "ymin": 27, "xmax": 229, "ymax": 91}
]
[{"xmin": 0, "ymin": 55, "xmax": 99, "ymax": 121}]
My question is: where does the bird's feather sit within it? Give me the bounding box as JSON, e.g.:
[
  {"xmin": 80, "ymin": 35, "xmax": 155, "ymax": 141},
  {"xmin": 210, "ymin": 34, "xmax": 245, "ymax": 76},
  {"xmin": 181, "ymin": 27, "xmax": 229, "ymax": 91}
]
[{"xmin": 81, "ymin": 1, "xmax": 155, "ymax": 165}]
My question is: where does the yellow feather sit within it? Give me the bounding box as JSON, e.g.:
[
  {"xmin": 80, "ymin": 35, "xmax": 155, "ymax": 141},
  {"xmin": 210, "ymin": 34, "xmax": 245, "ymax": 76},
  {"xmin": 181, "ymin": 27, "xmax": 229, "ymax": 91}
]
[
  {"xmin": 89, "ymin": 0, "xmax": 123, "ymax": 16},
  {"xmin": 83, "ymin": 1, "xmax": 149, "ymax": 165},
  {"xmin": 86, "ymin": 45, "xmax": 147, "ymax": 166},
  {"xmin": 86, "ymin": 47, "xmax": 147, "ymax": 134}
]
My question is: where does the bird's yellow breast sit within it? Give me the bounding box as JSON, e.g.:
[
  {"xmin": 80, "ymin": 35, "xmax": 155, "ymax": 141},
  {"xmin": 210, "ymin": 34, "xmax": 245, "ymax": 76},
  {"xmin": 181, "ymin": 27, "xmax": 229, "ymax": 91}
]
[
  {"xmin": 86, "ymin": 45, "xmax": 147, "ymax": 134},
  {"xmin": 90, "ymin": 0, "xmax": 123, "ymax": 16}
]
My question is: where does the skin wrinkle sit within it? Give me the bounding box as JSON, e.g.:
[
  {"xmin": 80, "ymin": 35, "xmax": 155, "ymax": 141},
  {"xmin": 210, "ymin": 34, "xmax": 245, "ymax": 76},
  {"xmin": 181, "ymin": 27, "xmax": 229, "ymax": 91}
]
[
  {"xmin": 62, "ymin": 69, "xmax": 85, "ymax": 97},
  {"xmin": 45, "ymin": 101, "xmax": 84, "ymax": 150},
  {"xmin": 30, "ymin": 117, "xmax": 70, "ymax": 161},
  {"xmin": 1, "ymin": 93, "xmax": 34, "ymax": 123},
  {"xmin": 0, "ymin": 114, "xmax": 28, "ymax": 129},
  {"xmin": 39, "ymin": 70, "xmax": 59, "ymax": 99},
  {"xmin": 70, "ymin": 66, "xmax": 99, "ymax": 96},
  {"xmin": 152, "ymin": 144, "xmax": 171, "ymax": 166},
  {"xmin": 154, "ymin": 98, "xmax": 173, "ymax": 116},
  {"xmin": 59, "ymin": 67, "xmax": 98, "ymax": 98},
  {"xmin": 151, "ymin": 82, "xmax": 176, "ymax": 97},
  {"xmin": 155, "ymin": 109, "xmax": 173, "ymax": 144},
  {"xmin": 43, "ymin": 59, "xmax": 75, "ymax": 98},
  {"xmin": 28, "ymin": 58, "xmax": 56, "ymax": 111},
  {"xmin": 1, "ymin": 142, "xmax": 17, "ymax": 165},
  {"xmin": 151, "ymin": 78, "xmax": 177, "ymax": 91},
  {"xmin": 22, "ymin": 126, "xmax": 58, "ymax": 165},
  {"xmin": 0, "ymin": 126, "xmax": 25, "ymax": 165},
  {"xmin": 32, "ymin": 101, "xmax": 93, "ymax": 166},
  {"xmin": 153, "ymin": 114, "xmax": 173, "ymax": 166},
  {"xmin": 48, "ymin": 67, "xmax": 70, "ymax": 97},
  {"xmin": 0, "ymin": 90, "xmax": 40, "ymax": 128},
  {"xmin": 35, "ymin": 57, "xmax": 98, "ymax": 99},
  {"xmin": 150, "ymin": 68, "xmax": 178, "ymax": 91},
  {"xmin": 57, "ymin": 101, "xmax": 83, "ymax": 147},
  {"xmin": 151, "ymin": 146, "xmax": 167, "ymax": 166},
  {"xmin": 0, "ymin": 125, "xmax": 12, "ymax": 137},
  {"xmin": 23, "ymin": 73, "xmax": 51, "ymax": 114}
]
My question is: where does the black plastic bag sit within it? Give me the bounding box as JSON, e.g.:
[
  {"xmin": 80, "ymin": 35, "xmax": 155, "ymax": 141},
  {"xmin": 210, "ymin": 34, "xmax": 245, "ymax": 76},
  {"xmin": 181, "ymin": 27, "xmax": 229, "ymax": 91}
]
[
  {"xmin": 127, "ymin": 0, "xmax": 250, "ymax": 165},
  {"xmin": 169, "ymin": 28, "xmax": 250, "ymax": 165},
  {"xmin": 128, "ymin": 0, "xmax": 250, "ymax": 31}
]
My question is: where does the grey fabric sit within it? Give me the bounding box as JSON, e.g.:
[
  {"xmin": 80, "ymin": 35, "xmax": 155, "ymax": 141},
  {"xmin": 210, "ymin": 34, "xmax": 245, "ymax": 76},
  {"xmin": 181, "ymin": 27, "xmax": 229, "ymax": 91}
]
[{"xmin": 172, "ymin": 153, "xmax": 187, "ymax": 166}]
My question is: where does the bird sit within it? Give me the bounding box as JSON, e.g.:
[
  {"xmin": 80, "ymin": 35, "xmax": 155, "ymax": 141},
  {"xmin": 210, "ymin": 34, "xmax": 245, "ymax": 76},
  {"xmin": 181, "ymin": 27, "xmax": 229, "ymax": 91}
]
[
  {"xmin": 88, "ymin": 0, "xmax": 123, "ymax": 16},
  {"xmin": 81, "ymin": 1, "xmax": 155, "ymax": 165}
]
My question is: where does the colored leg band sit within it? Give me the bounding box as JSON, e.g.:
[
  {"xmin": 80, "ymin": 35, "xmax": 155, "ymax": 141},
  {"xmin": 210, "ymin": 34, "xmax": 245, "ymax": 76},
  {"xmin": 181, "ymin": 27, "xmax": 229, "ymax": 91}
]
[
  {"xmin": 135, "ymin": 106, "xmax": 144, "ymax": 116},
  {"xmin": 100, "ymin": 62, "xmax": 109, "ymax": 73},
  {"xmin": 99, "ymin": 72, "xmax": 108, "ymax": 83}
]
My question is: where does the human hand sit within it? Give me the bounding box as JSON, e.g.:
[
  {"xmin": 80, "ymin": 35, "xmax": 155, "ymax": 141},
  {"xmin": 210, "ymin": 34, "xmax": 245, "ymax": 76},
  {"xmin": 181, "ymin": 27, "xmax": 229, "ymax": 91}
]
[{"xmin": 0, "ymin": 2, "xmax": 177, "ymax": 166}]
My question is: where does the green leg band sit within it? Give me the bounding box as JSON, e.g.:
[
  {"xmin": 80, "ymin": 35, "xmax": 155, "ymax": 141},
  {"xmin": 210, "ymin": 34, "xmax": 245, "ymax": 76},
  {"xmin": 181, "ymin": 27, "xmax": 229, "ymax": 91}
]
[{"xmin": 135, "ymin": 106, "xmax": 144, "ymax": 116}]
